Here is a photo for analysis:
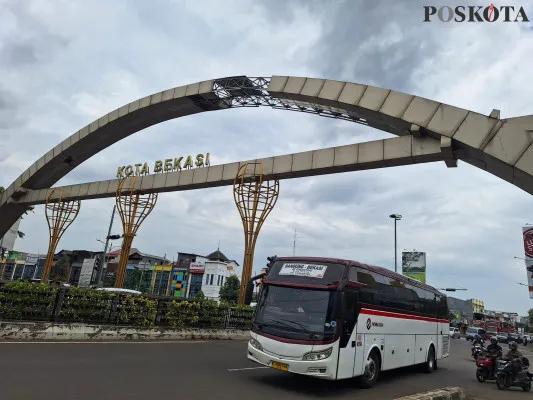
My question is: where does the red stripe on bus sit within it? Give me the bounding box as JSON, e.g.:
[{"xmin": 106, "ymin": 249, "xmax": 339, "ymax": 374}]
[{"xmin": 361, "ymin": 308, "xmax": 449, "ymax": 324}]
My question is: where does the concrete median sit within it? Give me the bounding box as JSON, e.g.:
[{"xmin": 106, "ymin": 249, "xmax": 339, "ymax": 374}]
[
  {"xmin": 394, "ymin": 387, "xmax": 468, "ymax": 399},
  {"xmin": 0, "ymin": 321, "xmax": 251, "ymax": 341}
]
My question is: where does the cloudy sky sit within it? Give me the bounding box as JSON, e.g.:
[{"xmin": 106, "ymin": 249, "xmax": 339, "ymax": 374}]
[{"xmin": 1, "ymin": 0, "xmax": 533, "ymax": 314}]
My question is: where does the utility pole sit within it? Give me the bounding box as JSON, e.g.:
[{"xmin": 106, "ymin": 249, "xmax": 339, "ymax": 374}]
[
  {"xmin": 293, "ymin": 228, "xmax": 297, "ymax": 256},
  {"xmin": 96, "ymin": 205, "xmax": 116, "ymax": 287}
]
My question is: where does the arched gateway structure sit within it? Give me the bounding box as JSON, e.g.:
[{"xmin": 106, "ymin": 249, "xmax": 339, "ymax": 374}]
[{"xmin": 1, "ymin": 75, "xmax": 532, "ymax": 237}]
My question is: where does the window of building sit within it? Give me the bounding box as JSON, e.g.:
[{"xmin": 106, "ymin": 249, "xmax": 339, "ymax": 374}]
[
  {"xmin": 210, "ymin": 274, "xmax": 214, "ymax": 285},
  {"xmin": 205, "ymin": 274, "xmax": 210, "ymax": 284}
]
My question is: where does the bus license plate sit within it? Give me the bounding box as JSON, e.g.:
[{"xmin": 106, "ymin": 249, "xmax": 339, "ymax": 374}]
[{"xmin": 271, "ymin": 361, "xmax": 289, "ymax": 371}]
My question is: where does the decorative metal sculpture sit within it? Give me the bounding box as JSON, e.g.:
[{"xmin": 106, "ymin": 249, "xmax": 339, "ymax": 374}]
[
  {"xmin": 41, "ymin": 189, "xmax": 81, "ymax": 283},
  {"xmin": 233, "ymin": 162, "xmax": 279, "ymax": 305},
  {"xmin": 115, "ymin": 176, "xmax": 158, "ymax": 288}
]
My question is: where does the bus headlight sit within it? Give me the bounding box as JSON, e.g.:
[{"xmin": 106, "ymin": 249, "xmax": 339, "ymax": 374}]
[
  {"xmin": 302, "ymin": 348, "xmax": 332, "ymax": 361},
  {"xmin": 249, "ymin": 337, "xmax": 263, "ymax": 351}
]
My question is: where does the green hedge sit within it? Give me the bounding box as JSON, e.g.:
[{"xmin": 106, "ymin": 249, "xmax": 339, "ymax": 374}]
[
  {"xmin": 0, "ymin": 281, "xmax": 58, "ymax": 320},
  {"xmin": 0, "ymin": 282, "xmax": 255, "ymax": 329}
]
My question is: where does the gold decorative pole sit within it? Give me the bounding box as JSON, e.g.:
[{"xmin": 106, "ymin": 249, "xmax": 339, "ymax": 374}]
[
  {"xmin": 115, "ymin": 176, "xmax": 158, "ymax": 288},
  {"xmin": 233, "ymin": 162, "xmax": 279, "ymax": 306},
  {"xmin": 41, "ymin": 189, "xmax": 81, "ymax": 283}
]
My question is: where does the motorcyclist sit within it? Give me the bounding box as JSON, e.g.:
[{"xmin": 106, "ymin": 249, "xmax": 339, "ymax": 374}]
[
  {"xmin": 487, "ymin": 337, "xmax": 502, "ymax": 354},
  {"xmin": 503, "ymin": 341, "xmax": 523, "ymax": 380},
  {"xmin": 486, "ymin": 337, "xmax": 502, "ymax": 376},
  {"xmin": 471, "ymin": 334, "xmax": 484, "ymax": 356}
]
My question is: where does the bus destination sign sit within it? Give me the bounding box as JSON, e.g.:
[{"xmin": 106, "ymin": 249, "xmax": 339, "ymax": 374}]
[{"xmin": 278, "ymin": 263, "xmax": 328, "ymax": 278}]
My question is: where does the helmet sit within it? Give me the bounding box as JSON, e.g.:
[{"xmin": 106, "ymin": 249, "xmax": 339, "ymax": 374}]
[
  {"xmin": 510, "ymin": 341, "xmax": 518, "ymax": 350},
  {"xmin": 490, "ymin": 337, "xmax": 497, "ymax": 344}
]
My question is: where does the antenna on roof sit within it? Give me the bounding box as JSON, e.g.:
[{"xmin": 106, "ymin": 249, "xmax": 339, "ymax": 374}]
[{"xmin": 217, "ymin": 240, "xmax": 220, "ymax": 251}]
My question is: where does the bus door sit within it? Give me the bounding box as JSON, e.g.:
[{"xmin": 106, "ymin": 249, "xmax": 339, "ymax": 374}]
[
  {"xmin": 436, "ymin": 295, "xmax": 449, "ymax": 358},
  {"xmin": 336, "ymin": 289, "xmax": 358, "ymax": 379}
]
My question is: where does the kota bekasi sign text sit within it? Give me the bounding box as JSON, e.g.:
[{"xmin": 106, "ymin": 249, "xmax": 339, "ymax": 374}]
[{"xmin": 116, "ymin": 153, "xmax": 211, "ymax": 178}]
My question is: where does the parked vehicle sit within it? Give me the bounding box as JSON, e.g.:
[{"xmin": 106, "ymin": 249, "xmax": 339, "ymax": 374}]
[
  {"xmin": 509, "ymin": 333, "xmax": 523, "ymax": 344},
  {"xmin": 449, "ymin": 327, "xmax": 460, "ymax": 339},
  {"xmin": 476, "ymin": 349, "xmax": 502, "ymax": 382},
  {"xmin": 495, "ymin": 333, "xmax": 509, "ymax": 343},
  {"xmin": 466, "ymin": 327, "xmax": 487, "ymax": 341},
  {"xmin": 496, "ymin": 357, "xmax": 531, "ymax": 391}
]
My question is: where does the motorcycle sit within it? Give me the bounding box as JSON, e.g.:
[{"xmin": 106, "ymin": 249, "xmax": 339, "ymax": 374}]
[
  {"xmin": 472, "ymin": 343, "xmax": 484, "ymax": 360},
  {"xmin": 476, "ymin": 350, "xmax": 501, "ymax": 382},
  {"xmin": 495, "ymin": 357, "xmax": 532, "ymax": 391}
]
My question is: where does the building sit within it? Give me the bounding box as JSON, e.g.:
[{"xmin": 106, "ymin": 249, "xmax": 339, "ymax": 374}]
[
  {"xmin": 144, "ymin": 249, "xmax": 241, "ymax": 300},
  {"xmin": 0, "ymin": 217, "xmax": 21, "ymax": 253},
  {"xmin": 54, "ymin": 249, "xmax": 101, "ymax": 285},
  {"xmin": 0, "ymin": 250, "xmax": 43, "ymax": 281},
  {"xmin": 447, "ymin": 297, "xmax": 474, "ymax": 324},
  {"xmin": 105, "ymin": 248, "xmax": 169, "ymax": 288},
  {"xmin": 472, "ymin": 299, "xmax": 484, "ymax": 314}
]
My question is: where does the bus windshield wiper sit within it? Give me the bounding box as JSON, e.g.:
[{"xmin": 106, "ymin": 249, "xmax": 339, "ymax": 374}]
[
  {"xmin": 265, "ymin": 319, "xmax": 304, "ymax": 332},
  {"xmin": 278, "ymin": 319, "xmax": 310, "ymax": 331},
  {"xmin": 278, "ymin": 319, "xmax": 324, "ymax": 339}
]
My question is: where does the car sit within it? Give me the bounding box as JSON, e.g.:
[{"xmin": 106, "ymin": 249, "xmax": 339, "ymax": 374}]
[
  {"xmin": 495, "ymin": 333, "xmax": 510, "ymax": 343},
  {"xmin": 95, "ymin": 287, "xmax": 142, "ymax": 295},
  {"xmin": 466, "ymin": 327, "xmax": 487, "ymax": 341},
  {"xmin": 449, "ymin": 327, "xmax": 461, "ymax": 339},
  {"xmin": 508, "ymin": 333, "xmax": 523, "ymax": 344}
]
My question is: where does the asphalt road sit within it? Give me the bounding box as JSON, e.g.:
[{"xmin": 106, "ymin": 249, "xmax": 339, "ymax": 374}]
[{"xmin": 0, "ymin": 338, "xmax": 531, "ymax": 400}]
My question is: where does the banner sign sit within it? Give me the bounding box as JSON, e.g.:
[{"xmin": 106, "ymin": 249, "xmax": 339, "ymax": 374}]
[
  {"xmin": 278, "ymin": 263, "xmax": 328, "ymax": 278},
  {"xmin": 189, "ymin": 262, "xmax": 205, "ymax": 274},
  {"xmin": 25, "ymin": 253, "xmax": 39, "ymax": 265},
  {"xmin": 78, "ymin": 258, "xmax": 96, "ymax": 288},
  {"xmin": 521, "ymin": 226, "xmax": 533, "ymax": 299},
  {"xmin": 402, "ymin": 252, "xmax": 427, "ymax": 284}
]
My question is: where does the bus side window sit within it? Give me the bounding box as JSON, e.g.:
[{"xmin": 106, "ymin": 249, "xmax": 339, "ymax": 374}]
[{"xmin": 340, "ymin": 290, "xmax": 358, "ymax": 348}]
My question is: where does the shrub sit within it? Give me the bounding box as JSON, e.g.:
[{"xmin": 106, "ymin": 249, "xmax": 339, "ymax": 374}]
[
  {"xmin": 166, "ymin": 300, "xmax": 200, "ymax": 329},
  {"xmin": 0, "ymin": 281, "xmax": 57, "ymax": 320}
]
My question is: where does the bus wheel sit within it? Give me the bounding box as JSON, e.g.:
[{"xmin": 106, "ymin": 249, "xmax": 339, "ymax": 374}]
[
  {"xmin": 425, "ymin": 346, "xmax": 436, "ymax": 373},
  {"xmin": 359, "ymin": 351, "xmax": 380, "ymax": 389}
]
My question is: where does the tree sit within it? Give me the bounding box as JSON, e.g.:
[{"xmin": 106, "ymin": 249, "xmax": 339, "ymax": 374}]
[
  {"xmin": 220, "ymin": 275, "xmax": 240, "ymax": 304},
  {"xmin": 125, "ymin": 268, "xmax": 143, "ymax": 290},
  {"xmin": 50, "ymin": 255, "xmax": 70, "ymax": 283},
  {"xmin": 194, "ymin": 290, "xmax": 205, "ymax": 300},
  {"xmin": 528, "ymin": 308, "xmax": 533, "ymax": 327}
]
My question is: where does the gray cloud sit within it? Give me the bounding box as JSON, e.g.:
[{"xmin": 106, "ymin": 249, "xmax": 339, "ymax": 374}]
[{"xmin": 2, "ymin": 0, "xmax": 533, "ymax": 315}]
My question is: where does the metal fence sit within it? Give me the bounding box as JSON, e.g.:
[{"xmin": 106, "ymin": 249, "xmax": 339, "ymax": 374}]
[{"xmin": 0, "ymin": 283, "xmax": 254, "ymax": 329}]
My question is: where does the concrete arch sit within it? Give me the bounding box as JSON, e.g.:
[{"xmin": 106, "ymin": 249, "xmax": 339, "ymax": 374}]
[{"xmin": 1, "ymin": 75, "xmax": 532, "ymax": 238}]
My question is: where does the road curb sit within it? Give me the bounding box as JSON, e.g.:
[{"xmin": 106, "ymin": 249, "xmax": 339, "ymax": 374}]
[
  {"xmin": 0, "ymin": 321, "xmax": 251, "ymax": 341},
  {"xmin": 394, "ymin": 387, "xmax": 467, "ymax": 400}
]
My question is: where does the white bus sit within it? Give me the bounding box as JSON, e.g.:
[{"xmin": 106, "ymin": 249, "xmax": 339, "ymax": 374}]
[{"xmin": 247, "ymin": 257, "xmax": 450, "ymax": 388}]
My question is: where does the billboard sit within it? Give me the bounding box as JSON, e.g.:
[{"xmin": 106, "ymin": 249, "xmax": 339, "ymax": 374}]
[
  {"xmin": 521, "ymin": 226, "xmax": 533, "ymax": 299},
  {"xmin": 402, "ymin": 251, "xmax": 426, "ymax": 284}
]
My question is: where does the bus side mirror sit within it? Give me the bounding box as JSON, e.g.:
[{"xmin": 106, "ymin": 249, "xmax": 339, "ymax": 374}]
[{"xmin": 244, "ymin": 281, "xmax": 254, "ymax": 305}]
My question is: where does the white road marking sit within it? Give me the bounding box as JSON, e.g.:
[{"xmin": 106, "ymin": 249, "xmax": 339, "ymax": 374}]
[
  {"xmin": 227, "ymin": 366, "xmax": 270, "ymax": 371},
  {"xmin": 0, "ymin": 340, "xmax": 209, "ymax": 344}
]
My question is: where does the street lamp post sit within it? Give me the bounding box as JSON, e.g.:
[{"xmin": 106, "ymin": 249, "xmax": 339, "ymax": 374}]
[
  {"xmin": 438, "ymin": 288, "xmax": 467, "ymax": 292},
  {"xmin": 389, "ymin": 214, "xmax": 402, "ymax": 273}
]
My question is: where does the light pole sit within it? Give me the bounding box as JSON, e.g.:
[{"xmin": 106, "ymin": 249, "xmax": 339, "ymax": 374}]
[
  {"xmin": 518, "ymin": 283, "xmax": 528, "ymax": 287},
  {"xmin": 389, "ymin": 214, "xmax": 402, "ymax": 273},
  {"xmin": 438, "ymin": 288, "xmax": 467, "ymax": 292}
]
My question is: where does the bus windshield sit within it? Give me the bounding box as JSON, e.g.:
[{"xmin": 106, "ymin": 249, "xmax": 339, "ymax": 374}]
[{"xmin": 254, "ymin": 285, "xmax": 337, "ymax": 342}]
